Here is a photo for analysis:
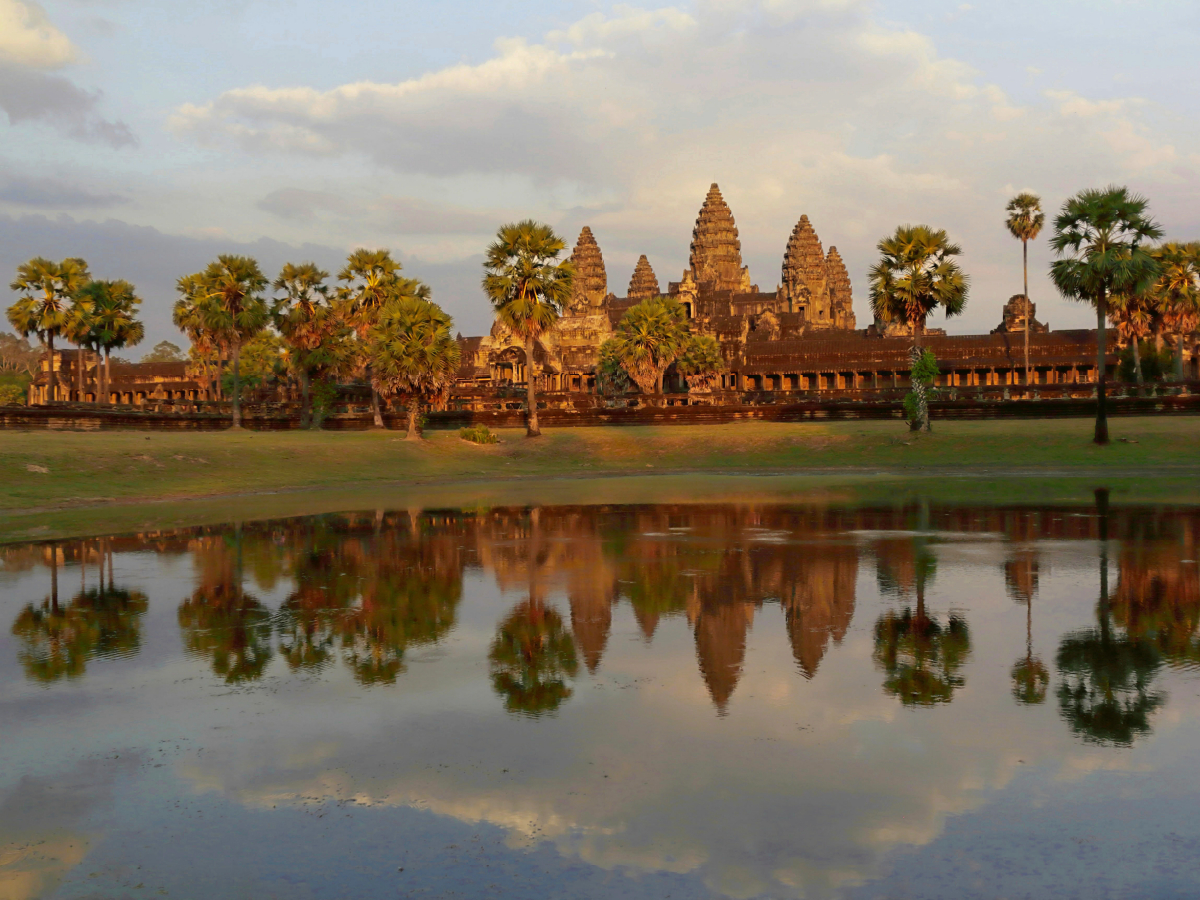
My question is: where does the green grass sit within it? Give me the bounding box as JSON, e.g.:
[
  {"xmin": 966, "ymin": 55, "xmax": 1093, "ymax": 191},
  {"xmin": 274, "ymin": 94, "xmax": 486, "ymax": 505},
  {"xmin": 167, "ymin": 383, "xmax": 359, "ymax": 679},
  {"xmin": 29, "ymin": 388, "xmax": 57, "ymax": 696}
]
[{"xmin": 1, "ymin": 417, "xmax": 1198, "ymax": 542}]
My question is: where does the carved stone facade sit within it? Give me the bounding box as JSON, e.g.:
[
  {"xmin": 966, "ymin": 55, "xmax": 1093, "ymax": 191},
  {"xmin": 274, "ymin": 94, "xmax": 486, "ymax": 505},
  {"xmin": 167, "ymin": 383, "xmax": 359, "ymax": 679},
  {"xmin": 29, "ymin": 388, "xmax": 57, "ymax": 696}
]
[{"xmin": 454, "ymin": 183, "xmax": 1119, "ymax": 397}]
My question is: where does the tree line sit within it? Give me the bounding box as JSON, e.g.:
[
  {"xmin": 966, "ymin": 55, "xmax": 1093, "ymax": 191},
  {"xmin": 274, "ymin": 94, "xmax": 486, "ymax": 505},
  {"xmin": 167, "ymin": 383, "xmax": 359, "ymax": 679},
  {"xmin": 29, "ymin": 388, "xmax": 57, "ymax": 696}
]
[{"xmin": 7, "ymin": 185, "xmax": 1199, "ymax": 443}]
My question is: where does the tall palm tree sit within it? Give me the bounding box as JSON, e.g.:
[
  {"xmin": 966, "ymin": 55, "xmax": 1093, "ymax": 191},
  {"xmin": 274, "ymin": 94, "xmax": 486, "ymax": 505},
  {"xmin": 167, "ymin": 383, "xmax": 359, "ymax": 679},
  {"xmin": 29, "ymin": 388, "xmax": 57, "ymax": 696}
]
[
  {"xmin": 274, "ymin": 263, "xmax": 350, "ymax": 428},
  {"xmin": 182, "ymin": 256, "xmax": 269, "ymax": 428},
  {"xmin": 174, "ymin": 274, "xmax": 222, "ymax": 402},
  {"xmin": 1005, "ymin": 193, "xmax": 1045, "ymax": 388},
  {"xmin": 1151, "ymin": 242, "xmax": 1200, "ymax": 381},
  {"xmin": 868, "ymin": 225, "xmax": 969, "ymax": 432},
  {"xmin": 76, "ymin": 280, "xmax": 143, "ymax": 404},
  {"xmin": 62, "ymin": 295, "xmax": 96, "ymax": 402},
  {"xmin": 7, "ymin": 257, "xmax": 90, "ymax": 403},
  {"xmin": 608, "ymin": 296, "xmax": 690, "ymax": 399},
  {"xmin": 366, "ymin": 296, "xmax": 460, "ymax": 440},
  {"xmin": 339, "ymin": 249, "xmax": 425, "ymax": 428},
  {"xmin": 481, "ymin": 221, "xmax": 575, "ymax": 437},
  {"xmin": 1050, "ymin": 187, "xmax": 1162, "ymax": 445}
]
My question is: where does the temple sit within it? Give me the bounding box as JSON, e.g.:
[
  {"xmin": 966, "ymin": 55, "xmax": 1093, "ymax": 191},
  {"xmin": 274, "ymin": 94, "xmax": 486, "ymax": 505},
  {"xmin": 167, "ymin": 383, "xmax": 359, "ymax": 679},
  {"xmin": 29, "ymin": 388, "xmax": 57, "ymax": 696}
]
[{"xmin": 452, "ymin": 183, "xmax": 1162, "ymax": 405}]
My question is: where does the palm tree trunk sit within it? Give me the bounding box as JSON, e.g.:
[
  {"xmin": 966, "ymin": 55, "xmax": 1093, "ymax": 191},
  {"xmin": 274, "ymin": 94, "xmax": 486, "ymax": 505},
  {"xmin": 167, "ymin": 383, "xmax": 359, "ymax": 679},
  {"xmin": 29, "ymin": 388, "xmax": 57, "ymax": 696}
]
[
  {"xmin": 525, "ymin": 335, "xmax": 541, "ymax": 437},
  {"xmin": 1095, "ymin": 292, "xmax": 1109, "ymax": 445},
  {"xmin": 231, "ymin": 341, "xmax": 242, "ymax": 428},
  {"xmin": 1132, "ymin": 337, "xmax": 1144, "ymax": 389},
  {"xmin": 405, "ymin": 397, "xmax": 421, "ymax": 441},
  {"xmin": 1177, "ymin": 333, "xmax": 1187, "ymax": 381},
  {"xmin": 46, "ymin": 334, "xmax": 58, "ymax": 403},
  {"xmin": 299, "ymin": 369, "xmax": 311, "ymax": 430},
  {"xmin": 656, "ymin": 369, "xmax": 665, "ymax": 406},
  {"xmin": 104, "ymin": 349, "xmax": 112, "ymax": 404},
  {"xmin": 911, "ymin": 321, "xmax": 930, "ymax": 433},
  {"xmin": 1023, "ymin": 240, "xmax": 1030, "ymax": 392},
  {"xmin": 75, "ymin": 345, "xmax": 84, "ymax": 402}
]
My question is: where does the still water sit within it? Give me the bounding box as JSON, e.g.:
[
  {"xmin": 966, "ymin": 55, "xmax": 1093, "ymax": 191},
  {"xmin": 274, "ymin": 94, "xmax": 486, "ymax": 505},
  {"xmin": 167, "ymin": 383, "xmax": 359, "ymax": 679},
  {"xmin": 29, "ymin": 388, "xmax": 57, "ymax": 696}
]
[{"xmin": 2, "ymin": 501, "xmax": 1199, "ymax": 899}]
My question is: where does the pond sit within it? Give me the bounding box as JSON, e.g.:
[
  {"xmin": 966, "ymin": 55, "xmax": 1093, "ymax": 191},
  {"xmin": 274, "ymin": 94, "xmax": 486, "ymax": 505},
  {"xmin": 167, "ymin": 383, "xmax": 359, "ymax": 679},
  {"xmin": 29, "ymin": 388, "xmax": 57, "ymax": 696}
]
[{"xmin": 2, "ymin": 498, "xmax": 1199, "ymax": 899}]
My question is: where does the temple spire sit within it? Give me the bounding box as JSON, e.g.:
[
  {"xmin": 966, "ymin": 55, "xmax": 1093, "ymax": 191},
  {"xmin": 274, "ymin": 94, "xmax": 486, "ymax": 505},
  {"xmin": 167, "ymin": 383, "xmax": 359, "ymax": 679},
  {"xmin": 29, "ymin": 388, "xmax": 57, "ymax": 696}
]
[
  {"xmin": 689, "ymin": 183, "xmax": 748, "ymax": 292},
  {"xmin": 568, "ymin": 226, "xmax": 607, "ymax": 309},
  {"xmin": 627, "ymin": 255, "xmax": 660, "ymax": 300}
]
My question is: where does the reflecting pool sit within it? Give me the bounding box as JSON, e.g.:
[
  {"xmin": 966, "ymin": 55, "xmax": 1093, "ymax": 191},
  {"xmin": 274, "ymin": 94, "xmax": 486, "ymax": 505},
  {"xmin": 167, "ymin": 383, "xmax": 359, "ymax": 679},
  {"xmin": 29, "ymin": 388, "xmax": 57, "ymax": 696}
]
[{"xmin": 2, "ymin": 500, "xmax": 1200, "ymax": 898}]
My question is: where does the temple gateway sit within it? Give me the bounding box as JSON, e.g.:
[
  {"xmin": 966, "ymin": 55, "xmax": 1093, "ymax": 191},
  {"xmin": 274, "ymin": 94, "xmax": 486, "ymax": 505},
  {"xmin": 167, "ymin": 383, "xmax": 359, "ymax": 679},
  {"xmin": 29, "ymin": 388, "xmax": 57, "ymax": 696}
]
[{"xmin": 453, "ymin": 184, "xmax": 1142, "ymax": 404}]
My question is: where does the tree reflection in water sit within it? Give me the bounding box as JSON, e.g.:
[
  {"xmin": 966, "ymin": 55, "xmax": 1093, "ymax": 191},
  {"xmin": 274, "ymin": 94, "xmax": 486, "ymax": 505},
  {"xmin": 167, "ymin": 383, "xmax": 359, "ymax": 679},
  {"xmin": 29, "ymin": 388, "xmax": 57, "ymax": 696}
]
[
  {"xmin": 872, "ymin": 528, "xmax": 971, "ymax": 707},
  {"xmin": 178, "ymin": 531, "xmax": 274, "ymax": 684},
  {"xmin": 489, "ymin": 599, "xmax": 579, "ymax": 716},
  {"xmin": 11, "ymin": 540, "xmax": 147, "ymax": 683},
  {"xmin": 1006, "ymin": 549, "xmax": 1049, "ymax": 705},
  {"xmin": 1056, "ymin": 490, "xmax": 1165, "ymax": 746}
]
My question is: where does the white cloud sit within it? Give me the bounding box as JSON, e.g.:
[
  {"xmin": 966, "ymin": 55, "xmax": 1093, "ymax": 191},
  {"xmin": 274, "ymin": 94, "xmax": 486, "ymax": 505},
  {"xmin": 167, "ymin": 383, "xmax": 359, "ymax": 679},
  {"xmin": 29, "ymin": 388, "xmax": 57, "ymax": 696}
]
[{"xmin": 0, "ymin": 0, "xmax": 77, "ymax": 68}]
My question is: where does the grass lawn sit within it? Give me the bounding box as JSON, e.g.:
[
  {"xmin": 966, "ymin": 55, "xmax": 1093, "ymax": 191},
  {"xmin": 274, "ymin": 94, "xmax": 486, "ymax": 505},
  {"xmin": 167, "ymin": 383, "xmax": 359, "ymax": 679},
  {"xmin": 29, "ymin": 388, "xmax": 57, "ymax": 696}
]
[{"xmin": 1, "ymin": 416, "xmax": 1198, "ymax": 541}]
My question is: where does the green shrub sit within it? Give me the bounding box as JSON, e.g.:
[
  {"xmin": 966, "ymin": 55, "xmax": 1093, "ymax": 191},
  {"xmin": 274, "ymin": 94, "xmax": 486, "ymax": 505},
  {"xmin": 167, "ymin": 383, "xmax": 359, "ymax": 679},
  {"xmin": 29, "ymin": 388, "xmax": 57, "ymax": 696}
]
[
  {"xmin": 1117, "ymin": 341, "xmax": 1173, "ymax": 383},
  {"xmin": 460, "ymin": 424, "xmax": 498, "ymax": 444},
  {"xmin": 0, "ymin": 384, "xmax": 25, "ymax": 405}
]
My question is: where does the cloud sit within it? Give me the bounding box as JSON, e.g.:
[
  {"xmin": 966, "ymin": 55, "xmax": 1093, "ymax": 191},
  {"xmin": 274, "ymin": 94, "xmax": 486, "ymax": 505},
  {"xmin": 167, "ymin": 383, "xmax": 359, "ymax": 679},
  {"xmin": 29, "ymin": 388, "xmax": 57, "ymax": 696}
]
[
  {"xmin": 0, "ymin": 0, "xmax": 135, "ymax": 147},
  {"xmin": 0, "ymin": 174, "xmax": 127, "ymax": 208},
  {"xmin": 257, "ymin": 187, "xmax": 501, "ymax": 235},
  {"xmin": 0, "ymin": 0, "xmax": 77, "ymax": 68}
]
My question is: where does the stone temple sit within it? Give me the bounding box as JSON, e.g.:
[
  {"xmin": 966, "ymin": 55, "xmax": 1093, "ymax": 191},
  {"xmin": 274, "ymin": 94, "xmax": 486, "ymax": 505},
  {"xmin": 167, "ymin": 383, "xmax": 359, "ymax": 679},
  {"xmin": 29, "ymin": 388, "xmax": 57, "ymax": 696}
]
[{"xmin": 452, "ymin": 183, "xmax": 1136, "ymax": 399}]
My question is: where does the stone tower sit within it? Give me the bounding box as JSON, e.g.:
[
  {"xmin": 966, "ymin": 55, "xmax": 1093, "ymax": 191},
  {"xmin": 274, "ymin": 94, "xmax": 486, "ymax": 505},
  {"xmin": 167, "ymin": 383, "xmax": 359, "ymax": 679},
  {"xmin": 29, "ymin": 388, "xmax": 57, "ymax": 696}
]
[
  {"xmin": 825, "ymin": 246, "xmax": 856, "ymax": 330},
  {"xmin": 568, "ymin": 226, "xmax": 607, "ymax": 309},
  {"xmin": 780, "ymin": 215, "xmax": 831, "ymax": 320},
  {"xmin": 627, "ymin": 255, "xmax": 660, "ymax": 300},
  {"xmin": 689, "ymin": 183, "xmax": 750, "ymax": 292}
]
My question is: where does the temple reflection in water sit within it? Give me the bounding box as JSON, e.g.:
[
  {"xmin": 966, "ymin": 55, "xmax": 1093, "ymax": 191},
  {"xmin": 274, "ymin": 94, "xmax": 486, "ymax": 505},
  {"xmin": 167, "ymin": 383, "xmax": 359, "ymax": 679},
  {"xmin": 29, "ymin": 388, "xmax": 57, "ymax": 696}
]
[{"xmin": 6, "ymin": 502, "xmax": 1197, "ymax": 728}]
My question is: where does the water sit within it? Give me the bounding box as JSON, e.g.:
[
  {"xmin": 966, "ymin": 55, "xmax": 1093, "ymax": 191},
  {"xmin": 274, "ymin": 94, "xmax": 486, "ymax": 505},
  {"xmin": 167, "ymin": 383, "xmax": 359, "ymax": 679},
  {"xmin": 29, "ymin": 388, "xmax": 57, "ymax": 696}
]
[{"xmin": 2, "ymin": 501, "xmax": 1199, "ymax": 899}]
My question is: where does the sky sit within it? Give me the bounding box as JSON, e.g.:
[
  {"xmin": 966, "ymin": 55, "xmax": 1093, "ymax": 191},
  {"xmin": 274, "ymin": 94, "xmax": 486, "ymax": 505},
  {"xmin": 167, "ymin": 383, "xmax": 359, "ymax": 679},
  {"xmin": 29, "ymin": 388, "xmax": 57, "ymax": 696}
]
[{"xmin": 2, "ymin": 0, "xmax": 1199, "ymax": 349}]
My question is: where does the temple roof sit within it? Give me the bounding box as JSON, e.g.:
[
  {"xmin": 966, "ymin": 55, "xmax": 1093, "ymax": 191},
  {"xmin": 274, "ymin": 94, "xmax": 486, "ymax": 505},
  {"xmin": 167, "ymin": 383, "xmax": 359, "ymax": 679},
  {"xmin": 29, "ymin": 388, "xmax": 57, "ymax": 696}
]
[
  {"xmin": 568, "ymin": 226, "xmax": 607, "ymax": 309},
  {"xmin": 781, "ymin": 215, "xmax": 829, "ymax": 309}
]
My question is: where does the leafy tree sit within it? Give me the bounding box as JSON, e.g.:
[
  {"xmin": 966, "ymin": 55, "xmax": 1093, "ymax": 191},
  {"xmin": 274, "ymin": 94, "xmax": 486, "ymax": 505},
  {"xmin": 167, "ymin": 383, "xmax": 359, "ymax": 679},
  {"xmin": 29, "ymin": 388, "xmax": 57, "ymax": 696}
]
[
  {"xmin": 7, "ymin": 257, "xmax": 91, "ymax": 402},
  {"xmin": 0, "ymin": 331, "xmax": 40, "ymax": 376},
  {"xmin": 76, "ymin": 279, "xmax": 143, "ymax": 404},
  {"xmin": 274, "ymin": 262, "xmax": 352, "ymax": 428},
  {"xmin": 141, "ymin": 340, "xmax": 185, "ymax": 363},
  {"xmin": 675, "ymin": 333, "xmax": 724, "ymax": 393},
  {"xmin": 608, "ymin": 296, "xmax": 690, "ymax": 399},
  {"xmin": 488, "ymin": 598, "xmax": 578, "ymax": 715},
  {"xmin": 174, "ymin": 275, "xmax": 222, "ymax": 401},
  {"xmin": 481, "ymin": 220, "xmax": 575, "ymax": 437},
  {"xmin": 596, "ymin": 338, "xmax": 634, "ymax": 397},
  {"xmin": 179, "ymin": 256, "xmax": 269, "ymax": 427},
  {"xmin": 339, "ymin": 249, "xmax": 427, "ymax": 429},
  {"xmin": 1005, "ymin": 192, "xmax": 1045, "ymax": 386},
  {"xmin": 868, "ymin": 226, "xmax": 968, "ymax": 432},
  {"xmin": 1049, "ymin": 187, "xmax": 1162, "ymax": 444},
  {"xmin": 366, "ymin": 295, "xmax": 460, "ymax": 440}
]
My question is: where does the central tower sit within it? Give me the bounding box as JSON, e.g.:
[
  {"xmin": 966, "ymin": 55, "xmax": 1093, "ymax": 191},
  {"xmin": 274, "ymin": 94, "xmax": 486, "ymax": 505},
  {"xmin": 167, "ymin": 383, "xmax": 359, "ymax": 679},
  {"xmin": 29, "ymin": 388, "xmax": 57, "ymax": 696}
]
[{"xmin": 689, "ymin": 183, "xmax": 750, "ymax": 292}]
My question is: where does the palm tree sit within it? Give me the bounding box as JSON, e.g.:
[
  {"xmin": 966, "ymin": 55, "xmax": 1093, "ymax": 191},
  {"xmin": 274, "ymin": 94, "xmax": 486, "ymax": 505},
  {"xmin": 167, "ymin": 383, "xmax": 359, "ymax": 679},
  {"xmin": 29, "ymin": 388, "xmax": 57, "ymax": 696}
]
[
  {"xmin": 366, "ymin": 296, "xmax": 460, "ymax": 440},
  {"xmin": 1006, "ymin": 550, "xmax": 1048, "ymax": 704},
  {"xmin": 339, "ymin": 249, "xmax": 426, "ymax": 428},
  {"xmin": 1049, "ymin": 187, "xmax": 1162, "ymax": 445},
  {"xmin": 1005, "ymin": 193, "xmax": 1045, "ymax": 389},
  {"xmin": 181, "ymin": 256, "xmax": 269, "ymax": 428},
  {"xmin": 62, "ymin": 297, "xmax": 97, "ymax": 402},
  {"xmin": 481, "ymin": 221, "xmax": 575, "ymax": 437},
  {"xmin": 608, "ymin": 297, "xmax": 690, "ymax": 400},
  {"xmin": 76, "ymin": 280, "xmax": 143, "ymax": 404},
  {"xmin": 675, "ymin": 333, "xmax": 725, "ymax": 393},
  {"xmin": 7, "ymin": 257, "xmax": 91, "ymax": 403},
  {"xmin": 1150, "ymin": 242, "xmax": 1200, "ymax": 381},
  {"xmin": 868, "ymin": 225, "xmax": 969, "ymax": 432},
  {"xmin": 174, "ymin": 274, "xmax": 222, "ymax": 402},
  {"xmin": 274, "ymin": 263, "xmax": 351, "ymax": 428}
]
